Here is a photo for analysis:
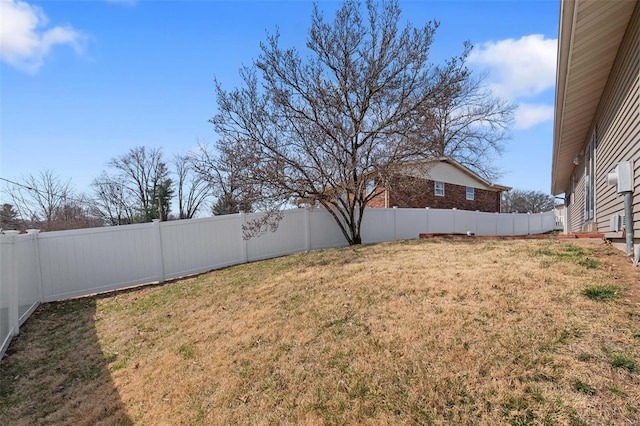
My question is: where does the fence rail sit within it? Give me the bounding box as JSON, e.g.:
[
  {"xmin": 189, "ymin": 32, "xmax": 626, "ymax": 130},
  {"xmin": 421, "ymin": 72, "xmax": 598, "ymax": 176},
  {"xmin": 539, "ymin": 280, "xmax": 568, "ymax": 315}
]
[{"xmin": 0, "ymin": 207, "xmax": 556, "ymax": 358}]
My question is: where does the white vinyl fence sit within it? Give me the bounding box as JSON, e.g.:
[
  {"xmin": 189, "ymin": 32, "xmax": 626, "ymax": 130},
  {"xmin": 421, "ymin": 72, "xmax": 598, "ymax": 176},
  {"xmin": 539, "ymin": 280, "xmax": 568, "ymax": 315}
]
[{"xmin": 0, "ymin": 207, "xmax": 556, "ymax": 358}]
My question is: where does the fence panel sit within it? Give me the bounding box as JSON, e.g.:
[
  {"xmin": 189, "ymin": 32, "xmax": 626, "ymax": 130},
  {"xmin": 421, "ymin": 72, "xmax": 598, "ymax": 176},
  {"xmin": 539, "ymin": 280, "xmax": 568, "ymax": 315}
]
[
  {"xmin": 38, "ymin": 224, "xmax": 158, "ymax": 302},
  {"xmin": 15, "ymin": 233, "xmax": 40, "ymax": 324},
  {"xmin": 496, "ymin": 214, "xmax": 514, "ymax": 235},
  {"xmin": 529, "ymin": 214, "xmax": 543, "ymax": 234},
  {"xmin": 395, "ymin": 208, "xmax": 429, "ymax": 240},
  {"xmin": 425, "ymin": 209, "xmax": 455, "ymax": 234},
  {"xmin": 161, "ymin": 215, "xmax": 244, "ymax": 280},
  {"xmin": 513, "ymin": 214, "xmax": 531, "ymax": 235},
  {"xmin": 475, "ymin": 212, "xmax": 499, "ymax": 236},
  {"xmin": 308, "ymin": 209, "xmax": 348, "ymax": 250},
  {"xmin": 0, "ymin": 234, "xmax": 16, "ymax": 358},
  {"xmin": 540, "ymin": 212, "xmax": 563, "ymax": 233},
  {"xmin": 361, "ymin": 209, "xmax": 395, "ymax": 243},
  {"xmin": 247, "ymin": 209, "xmax": 308, "ymax": 262},
  {"xmin": 451, "ymin": 210, "xmax": 478, "ymax": 234}
]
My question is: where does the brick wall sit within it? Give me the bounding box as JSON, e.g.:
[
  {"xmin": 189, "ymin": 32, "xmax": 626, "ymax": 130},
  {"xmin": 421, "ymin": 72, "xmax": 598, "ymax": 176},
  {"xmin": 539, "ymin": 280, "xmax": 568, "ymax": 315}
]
[{"xmin": 368, "ymin": 176, "xmax": 501, "ymax": 212}]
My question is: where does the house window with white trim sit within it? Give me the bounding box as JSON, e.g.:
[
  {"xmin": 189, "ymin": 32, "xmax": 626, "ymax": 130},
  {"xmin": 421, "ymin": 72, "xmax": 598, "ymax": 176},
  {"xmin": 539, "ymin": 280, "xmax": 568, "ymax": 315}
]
[
  {"xmin": 434, "ymin": 181, "xmax": 445, "ymax": 197},
  {"xmin": 466, "ymin": 186, "xmax": 475, "ymax": 200},
  {"xmin": 365, "ymin": 179, "xmax": 376, "ymax": 195}
]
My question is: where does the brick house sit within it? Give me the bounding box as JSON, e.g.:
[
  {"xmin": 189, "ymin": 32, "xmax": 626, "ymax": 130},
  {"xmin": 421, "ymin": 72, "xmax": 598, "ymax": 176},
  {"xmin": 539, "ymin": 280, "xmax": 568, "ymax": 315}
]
[{"xmin": 368, "ymin": 158, "xmax": 510, "ymax": 212}]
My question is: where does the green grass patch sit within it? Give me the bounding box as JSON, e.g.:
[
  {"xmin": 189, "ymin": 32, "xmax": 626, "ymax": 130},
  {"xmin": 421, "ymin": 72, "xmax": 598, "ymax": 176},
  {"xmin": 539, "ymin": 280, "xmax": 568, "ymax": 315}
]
[
  {"xmin": 578, "ymin": 258, "xmax": 600, "ymax": 269},
  {"xmin": 610, "ymin": 387, "xmax": 626, "ymax": 397},
  {"xmin": 572, "ymin": 379, "xmax": 595, "ymax": 395},
  {"xmin": 535, "ymin": 244, "xmax": 600, "ymax": 269},
  {"xmin": 611, "ymin": 355, "xmax": 636, "ymax": 372},
  {"xmin": 582, "ymin": 285, "xmax": 621, "ymax": 301},
  {"xmin": 178, "ymin": 343, "xmax": 196, "ymax": 360}
]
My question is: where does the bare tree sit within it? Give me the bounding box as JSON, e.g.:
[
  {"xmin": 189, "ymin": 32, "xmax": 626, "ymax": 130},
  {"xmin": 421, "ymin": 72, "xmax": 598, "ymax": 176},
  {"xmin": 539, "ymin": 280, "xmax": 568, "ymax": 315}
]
[
  {"xmin": 174, "ymin": 154, "xmax": 210, "ymax": 219},
  {"xmin": 422, "ymin": 74, "xmax": 515, "ymax": 181},
  {"xmin": 501, "ymin": 189, "xmax": 555, "ymax": 213},
  {"xmin": 91, "ymin": 173, "xmax": 138, "ymax": 225},
  {"xmin": 7, "ymin": 170, "xmax": 75, "ymax": 231},
  {"xmin": 210, "ymin": 0, "xmax": 474, "ymax": 244},
  {"xmin": 49, "ymin": 201, "xmax": 104, "ymax": 230},
  {"xmin": 191, "ymin": 142, "xmax": 257, "ymax": 216},
  {"xmin": 92, "ymin": 147, "xmax": 173, "ymax": 223}
]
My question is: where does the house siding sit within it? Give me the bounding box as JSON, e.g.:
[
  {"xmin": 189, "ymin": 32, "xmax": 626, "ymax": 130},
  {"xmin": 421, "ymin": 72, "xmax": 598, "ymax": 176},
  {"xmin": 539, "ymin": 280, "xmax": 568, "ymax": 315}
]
[
  {"xmin": 564, "ymin": 2, "xmax": 640, "ymax": 235},
  {"xmin": 567, "ymin": 169, "xmax": 587, "ymax": 233},
  {"xmin": 405, "ymin": 162, "xmax": 494, "ymax": 190}
]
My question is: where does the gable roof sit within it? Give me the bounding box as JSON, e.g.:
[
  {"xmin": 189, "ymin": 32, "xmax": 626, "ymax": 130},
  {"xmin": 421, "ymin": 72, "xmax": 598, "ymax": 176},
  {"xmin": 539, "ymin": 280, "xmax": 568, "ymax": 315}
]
[
  {"xmin": 551, "ymin": 0, "xmax": 638, "ymax": 195},
  {"xmin": 400, "ymin": 157, "xmax": 511, "ymax": 192}
]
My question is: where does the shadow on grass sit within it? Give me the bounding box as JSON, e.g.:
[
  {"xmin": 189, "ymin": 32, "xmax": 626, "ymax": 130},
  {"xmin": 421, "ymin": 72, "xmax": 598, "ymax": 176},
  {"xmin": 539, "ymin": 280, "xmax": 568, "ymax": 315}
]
[{"xmin": 0, "ymin": 297, "xmax": 132, "ymax": 425}]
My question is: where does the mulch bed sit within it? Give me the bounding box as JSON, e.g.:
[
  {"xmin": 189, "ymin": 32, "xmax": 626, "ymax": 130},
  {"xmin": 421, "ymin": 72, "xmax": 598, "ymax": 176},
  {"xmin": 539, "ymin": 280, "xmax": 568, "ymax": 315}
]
[{"xmin": 418, "ymin": 232, "xmax": 605, "ymax": 241}]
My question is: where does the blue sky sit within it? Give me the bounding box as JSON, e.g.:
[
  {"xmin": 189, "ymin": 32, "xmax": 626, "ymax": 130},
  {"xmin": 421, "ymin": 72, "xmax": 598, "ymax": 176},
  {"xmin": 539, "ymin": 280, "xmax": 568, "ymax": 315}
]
[{"xmin": 1, "ymin": 0, "xmax": 559, "ymax": 201}]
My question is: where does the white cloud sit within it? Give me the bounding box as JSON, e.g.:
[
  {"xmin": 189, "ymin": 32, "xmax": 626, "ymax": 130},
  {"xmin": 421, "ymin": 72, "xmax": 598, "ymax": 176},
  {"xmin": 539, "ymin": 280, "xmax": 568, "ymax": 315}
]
[
  {"xmin": 469, "ymin": 34, "xmax": 557, "ymax": 100},
  {"xmin": 0, "ymin": 0, "xmax": 85, "ymax": 73},
  {"xmin": 514, "ymin": 103, "xmax": 554, "ymax": 130}
]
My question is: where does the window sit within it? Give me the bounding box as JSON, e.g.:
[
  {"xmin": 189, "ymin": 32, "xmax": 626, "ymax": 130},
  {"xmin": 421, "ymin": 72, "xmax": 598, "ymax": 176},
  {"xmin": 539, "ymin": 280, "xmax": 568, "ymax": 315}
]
[
  {"xmin": 434, "ymin": 181, "xmax": 445, "ymax": 197},
  {"xmin": 365, "ymin": 179, "xmax": 376, "ymax": 195},
  {"xmin": 585, "ymin": 130, "xmax": 596, "ymax": 221},
  {"xmin": 466, "ymin": 186, "xmax": 475, "ymax": 200}
]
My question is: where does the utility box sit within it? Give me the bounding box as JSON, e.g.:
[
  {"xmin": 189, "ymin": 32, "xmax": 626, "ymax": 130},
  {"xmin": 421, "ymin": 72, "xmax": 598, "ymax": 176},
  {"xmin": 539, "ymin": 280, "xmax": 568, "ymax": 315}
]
[{"xmin": 607, "ymin": 161, "xmax": 634, "ymax": 193}]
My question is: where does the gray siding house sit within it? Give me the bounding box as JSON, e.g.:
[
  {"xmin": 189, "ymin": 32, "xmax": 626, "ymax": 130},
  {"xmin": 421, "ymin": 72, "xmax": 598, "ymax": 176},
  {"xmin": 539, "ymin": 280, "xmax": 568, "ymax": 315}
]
[{"xmin": 551, "ymin": 0, "xmax": 639, "ymax": 249}]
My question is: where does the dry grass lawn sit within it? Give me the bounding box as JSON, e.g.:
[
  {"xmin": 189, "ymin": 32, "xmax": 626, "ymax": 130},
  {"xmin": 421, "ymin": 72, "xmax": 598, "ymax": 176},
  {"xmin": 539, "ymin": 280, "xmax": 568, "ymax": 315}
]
[{"xmin": 1, "ymin": 238, "xmax": 639, "ymax": 425}]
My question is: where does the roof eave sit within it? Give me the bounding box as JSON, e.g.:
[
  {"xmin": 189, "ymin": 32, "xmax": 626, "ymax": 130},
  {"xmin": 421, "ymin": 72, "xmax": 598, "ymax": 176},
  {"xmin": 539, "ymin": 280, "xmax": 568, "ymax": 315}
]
[{"xmin": 551, "ymin": 0, "xmax": 576, "ymax": 195}]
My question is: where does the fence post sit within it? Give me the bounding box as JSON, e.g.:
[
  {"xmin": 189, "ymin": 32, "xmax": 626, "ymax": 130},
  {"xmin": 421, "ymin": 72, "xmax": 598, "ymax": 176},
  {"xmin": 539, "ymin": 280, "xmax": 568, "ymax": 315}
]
[
  {"xmin": 527, "ymin": 212, "xmax": 531, "ymax": 235},
  {"xmin": 304, "ymin": 207, "xmax": 311, "ymax": 251},
  {"xmin": 452, "ymin": 208, "xmax": 457, "ymax": 234},
  {"xmin": 475, "ymin": 210, "xmax": 479, "ymax": 235},
  {"xmin": 152, "ymin": 220, "xmax": 165, "ymax": 284},
  {"xmin": 425, "ymin": 207, "xmax": 430, "ymax": 234},
  {"xmin": 239, "ymin": 211, "xmax": 248, "ymax": 263},
  {"xmin": 26, "ymin": 229, "xmax": 43, "ymax": 303},
  {"xmin": 393, "ymin": 206, "xmax": 398, "ymax": 240},
  {"xmin": 4, "ymin": 231, "xmax": 20, "ymax": 338}
]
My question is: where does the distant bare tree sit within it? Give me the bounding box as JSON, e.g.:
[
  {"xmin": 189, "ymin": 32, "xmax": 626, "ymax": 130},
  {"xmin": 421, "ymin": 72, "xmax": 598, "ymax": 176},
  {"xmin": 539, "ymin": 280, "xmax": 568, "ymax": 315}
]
[
  {"xmin": 91, "ymin": 173, "xmax": 137, "ymax": 225},
  {"xmin": 174, "ymin": 154, "xmax": 210, "ymax": 219},
  {"xmin": 210, "ymin": 0, "xmax": 477, "ymax": 244},
  {"xmin": 50, "ymin": 201, "xmax": 104, "ymax": 230},
  {"xmin": 7, "ymin": 170, "xmax": 74, "ymax": 231},
  {"xmin": 92, "ymin": 147, "xmax": 173, "ymax": 223},
  {"xmin": 191, "ymin": 142, "xmax": 257, "ymax": 216},
  {"xmin": 501, "ymin": 189, "xmax": 555, "ymax": 213}
]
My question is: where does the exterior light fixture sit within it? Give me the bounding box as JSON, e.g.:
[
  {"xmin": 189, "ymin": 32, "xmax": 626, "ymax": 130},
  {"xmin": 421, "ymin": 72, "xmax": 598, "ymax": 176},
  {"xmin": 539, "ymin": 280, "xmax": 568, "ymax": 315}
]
[{"xmin": 573, "ymin": 150, "xmax": 584, "ymax": 166}]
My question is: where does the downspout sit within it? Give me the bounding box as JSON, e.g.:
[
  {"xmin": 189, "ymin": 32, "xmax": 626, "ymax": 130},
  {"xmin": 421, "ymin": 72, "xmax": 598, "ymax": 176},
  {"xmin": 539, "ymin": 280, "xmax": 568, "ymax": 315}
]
[{"xmin": 624, "ymin": 191, "xmax": 634, "ymax": 255}]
